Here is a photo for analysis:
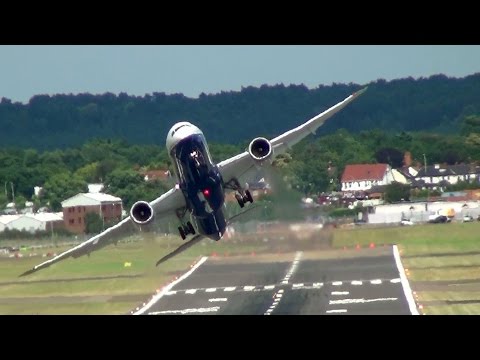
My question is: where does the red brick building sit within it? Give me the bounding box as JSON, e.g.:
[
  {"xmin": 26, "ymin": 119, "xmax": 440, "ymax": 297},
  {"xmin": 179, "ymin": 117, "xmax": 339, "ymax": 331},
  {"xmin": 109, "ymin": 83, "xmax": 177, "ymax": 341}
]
[{"xmin": 61, "ymin": 193, "xmax": 123, "ymax": 234}]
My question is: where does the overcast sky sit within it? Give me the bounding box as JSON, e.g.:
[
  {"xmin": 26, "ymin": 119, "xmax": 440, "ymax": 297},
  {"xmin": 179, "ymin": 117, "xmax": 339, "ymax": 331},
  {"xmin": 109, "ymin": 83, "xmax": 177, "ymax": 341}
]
[{"xmin": 1, "ymin": 45, "xmax": 479, "ymax": 103}]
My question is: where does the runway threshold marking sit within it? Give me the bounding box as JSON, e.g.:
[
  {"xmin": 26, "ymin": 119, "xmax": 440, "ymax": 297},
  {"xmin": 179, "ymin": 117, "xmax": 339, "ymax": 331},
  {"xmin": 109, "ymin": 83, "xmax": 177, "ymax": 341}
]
[
  {"xmin": 133, "ymin": 256, "xmax": 208, "ymax": 315},
  {"xmin": 393, "ymin": 245, "xmax": 419, "ymax": 315}
]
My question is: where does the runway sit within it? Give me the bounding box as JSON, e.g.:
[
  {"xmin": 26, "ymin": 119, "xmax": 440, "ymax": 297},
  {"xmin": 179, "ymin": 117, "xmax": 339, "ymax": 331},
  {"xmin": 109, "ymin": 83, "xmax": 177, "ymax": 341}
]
[{"xmin": 133, "ymin": 245, "xmax": 418, "ymax": 315}]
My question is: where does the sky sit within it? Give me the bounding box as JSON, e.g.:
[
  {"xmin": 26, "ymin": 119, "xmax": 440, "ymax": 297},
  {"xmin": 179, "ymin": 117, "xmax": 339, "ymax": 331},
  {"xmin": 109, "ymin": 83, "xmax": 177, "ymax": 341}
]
[{"xmin": 1, "ymin": 45, "xmax": 480, "ymax": 104}]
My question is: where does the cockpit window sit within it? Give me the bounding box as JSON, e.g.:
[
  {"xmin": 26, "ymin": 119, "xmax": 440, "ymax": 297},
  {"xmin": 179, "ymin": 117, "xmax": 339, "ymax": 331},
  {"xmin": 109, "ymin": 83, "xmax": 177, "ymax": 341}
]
[{"xmin": 172, "ymin": 134, "xmax": 213, "ymax": 186}]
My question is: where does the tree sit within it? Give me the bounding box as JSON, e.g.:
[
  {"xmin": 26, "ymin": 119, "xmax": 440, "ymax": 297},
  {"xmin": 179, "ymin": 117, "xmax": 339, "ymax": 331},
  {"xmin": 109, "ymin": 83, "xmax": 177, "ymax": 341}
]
[
  {"xmin": 383, "ymin": 182, "xmax": 411, "ymax": 203},
  {"xmin": 75, "ymin": 162, "xmax": 100, "ymax": 183},
  {"xmin": 0, "ymin": 193, "xmax": 7, "ymax": 210},
  {"xmin": 374, "ymin": 148, "xmax": 404, "ymax": 168},
  {"xmin": 14, "ymin": 195, "xmax": 27, "ymax": 210},
  {"xmin": 43, "ymin": 172, "xmax": 88, "ymax": 211},
  {"xmin": 85, "ymin": 212, "xmax": 103, "ymax": 234}
]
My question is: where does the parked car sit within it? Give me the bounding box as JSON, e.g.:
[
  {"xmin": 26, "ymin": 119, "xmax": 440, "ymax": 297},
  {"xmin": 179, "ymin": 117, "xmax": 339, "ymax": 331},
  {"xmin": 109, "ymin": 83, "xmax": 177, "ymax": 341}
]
[
  {"xmin": 400, "ymin": 219, "xmax": 414, "ymax": 226},
  {"xmin": 463, "ymin": 215, "xmax": 474, "ymax": 222},
  {"xmin": 428, "ymin": 215, "xmax": 448, "ymax": 223}
]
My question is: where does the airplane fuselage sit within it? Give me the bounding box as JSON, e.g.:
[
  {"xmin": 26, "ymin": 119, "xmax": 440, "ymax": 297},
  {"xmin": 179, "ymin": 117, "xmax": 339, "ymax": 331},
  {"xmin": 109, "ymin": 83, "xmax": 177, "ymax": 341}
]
[{"xmin": 166, "ymin": 122, "xmax": 227, "ymax": 240}]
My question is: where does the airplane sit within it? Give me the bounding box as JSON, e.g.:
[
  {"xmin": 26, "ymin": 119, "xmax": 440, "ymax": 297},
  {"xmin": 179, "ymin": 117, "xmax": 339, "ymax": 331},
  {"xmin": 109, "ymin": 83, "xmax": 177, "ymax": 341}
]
[{"xmin": 21, "ymin": 87, "xmax": 367, "ymax": 276}]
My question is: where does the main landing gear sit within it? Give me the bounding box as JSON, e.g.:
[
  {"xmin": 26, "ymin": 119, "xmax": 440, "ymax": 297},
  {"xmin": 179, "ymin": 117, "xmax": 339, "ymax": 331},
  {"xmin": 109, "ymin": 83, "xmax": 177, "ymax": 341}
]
[
  {"xmin": 178, "ymin": 221, "xmax": 195, "ymax": 240},
  {"xmin": 235, "ymin": 189, "xmax": 253, "ymax": 208},
  {"xmin": 225, "ymin": 178, "xmax": 254, "ymax": 209}
]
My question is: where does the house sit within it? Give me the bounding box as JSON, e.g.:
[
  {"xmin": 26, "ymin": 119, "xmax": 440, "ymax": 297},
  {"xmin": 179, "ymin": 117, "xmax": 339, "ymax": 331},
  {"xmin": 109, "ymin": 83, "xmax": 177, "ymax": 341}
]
[
  {"xmin": 62, "ymin": 193, "xmax": 123, "ymax": 234},
  {"xmin": 341, "ymin": 164, "xmax": 395, "ymax": 192},
  {"xmin": 414, "ymin": 164, "xmax": 480, "ymax": 190}
]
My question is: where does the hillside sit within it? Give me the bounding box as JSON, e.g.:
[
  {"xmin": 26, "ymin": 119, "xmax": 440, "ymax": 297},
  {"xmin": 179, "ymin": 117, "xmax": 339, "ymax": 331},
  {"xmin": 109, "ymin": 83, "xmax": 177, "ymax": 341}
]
[{"xmin": 1, "ymin": 73, "xmax": 479, "ymax": 150}]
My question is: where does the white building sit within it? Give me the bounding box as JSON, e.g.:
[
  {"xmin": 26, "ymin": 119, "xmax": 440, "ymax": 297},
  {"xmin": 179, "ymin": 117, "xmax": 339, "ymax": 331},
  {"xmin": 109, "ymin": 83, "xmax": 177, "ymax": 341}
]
[
  {"xmin": 0, "ymin": 215, "xmax": 21, "ymax": 232},
  {"xmin": 88, "ymin": 183, "xmax": 104, "ymax": 193},
  {"xmin": 414, "ymin": 164, "xmax": 480, "ymax": 188},
  {"xmin": 341, "ymin": 164, "xmax": 395, "ymax": 192},
  {"xmin": 0, "ymin": 213, "xmax": 63, "ymax": 233}
]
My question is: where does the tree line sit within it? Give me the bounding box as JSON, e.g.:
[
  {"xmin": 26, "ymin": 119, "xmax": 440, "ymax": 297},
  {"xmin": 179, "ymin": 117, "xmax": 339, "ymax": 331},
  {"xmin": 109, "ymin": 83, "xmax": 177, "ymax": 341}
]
[
  {"xmin": 1, "ymin": 73, "xmax": 480, "ymax": 150},
  {"xmin": 2, "ymin": 114, "xmax": 480, "ymax": 212}
]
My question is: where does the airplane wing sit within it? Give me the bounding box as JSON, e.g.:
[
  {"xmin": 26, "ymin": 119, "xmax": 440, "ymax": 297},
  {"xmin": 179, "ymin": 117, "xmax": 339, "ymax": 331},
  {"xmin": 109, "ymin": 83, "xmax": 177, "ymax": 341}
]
[
  {"xmin": 20, "ymin": 187, "xmax": 186, "ymax": 277},
  {"xmin": 217, "ymin": 87, "xmax": 367, "ymax": 187}
]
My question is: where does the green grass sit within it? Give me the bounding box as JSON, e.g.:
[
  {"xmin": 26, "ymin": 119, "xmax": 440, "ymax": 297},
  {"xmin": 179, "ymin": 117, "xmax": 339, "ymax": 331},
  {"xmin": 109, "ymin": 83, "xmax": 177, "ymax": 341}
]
[
  {"xmin": 0, "ymin": 235, "xmax": 270, "ymax": 314},
  {"xmin": 408, "ymin": 267, "xmax": 480, "ymax": 282},
  {"xmin": 0, "ymin": 302, "xmax": 134, "ymax": 315},
  {"xmin": 403, "ymin": 255, "xmax": 480, "ymax": 269},
  {"xmin": 332, "ymin": 222, "xmax": 480, "ymax": 256},
  {"xmin": 418, "ymin": 291, "xmax": 480, "ymax": 302},
  {"xmin": 423, "ymin": 305, "xmax": 480, "ymax": 315}
]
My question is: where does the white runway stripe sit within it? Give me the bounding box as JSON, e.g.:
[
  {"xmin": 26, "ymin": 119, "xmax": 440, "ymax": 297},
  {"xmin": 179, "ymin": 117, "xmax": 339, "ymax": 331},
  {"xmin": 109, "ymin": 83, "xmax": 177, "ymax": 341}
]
[
  {"xmin": 326, "ymin": 309, "xmax": 347, "ymax": 314},
  {"xmin": 329, "ymin": 297, "xmax": 398, "ymax": 305},
  {"xmin": 133, "ymin": 256, "xmax": 208, "ymax": 315}
]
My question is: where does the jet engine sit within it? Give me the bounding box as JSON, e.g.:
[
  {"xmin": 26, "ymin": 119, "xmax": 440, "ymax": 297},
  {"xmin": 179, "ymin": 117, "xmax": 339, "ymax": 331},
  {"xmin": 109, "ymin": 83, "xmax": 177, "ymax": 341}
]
[
  {"xmin": 130, "ymin": 201, "xmax": 154, "ymax": 225},
  {"xmin": 248, "ymin": 137, "xmax": 273, "ymax": 164}
]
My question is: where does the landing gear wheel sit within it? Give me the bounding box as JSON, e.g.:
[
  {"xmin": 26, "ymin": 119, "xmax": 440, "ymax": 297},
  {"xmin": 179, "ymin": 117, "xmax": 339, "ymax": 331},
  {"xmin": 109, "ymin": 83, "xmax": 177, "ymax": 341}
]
[
  {"xmin": 244, "ymin": 189, "xmax": 253, "ymax": 203},
  {"xmin": 186, "ymin": 221, "xmax": 195, "ymax": 235},
  {"xmin": 178, "ymin": 226, "xmax": 186, "ymax": 240},
  {"xmin": 235, "ymin": 193, "xmax": 245, "ymax": 208}
]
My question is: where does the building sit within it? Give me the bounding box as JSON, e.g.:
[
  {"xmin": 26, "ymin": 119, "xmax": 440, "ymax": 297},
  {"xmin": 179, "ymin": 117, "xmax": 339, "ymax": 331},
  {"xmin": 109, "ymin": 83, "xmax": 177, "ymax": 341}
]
[
  {"xmin": 341, "ymin": 164, "xmax": 395, "ymax": 192},
  {"xmin": 0, "ymin": 213, "xmax": 63, "ymax": 233},
  {"xmin": 62, "ymin": 193, "xmax": 123, "ymax": 234},
  {"xmin": 0, "ymin": 215, "xmax": 20, "ymax": 232},
  {"xmin": 413, "ymin": 164, "xmax": 480, "ymax": 189},
  {"xmin": 140, "ymin": 169, "xmax": 171, "ymax": 182},
  {"xmin": 87, "ymin": 183, "xmax": 104, "ymax": 193}
]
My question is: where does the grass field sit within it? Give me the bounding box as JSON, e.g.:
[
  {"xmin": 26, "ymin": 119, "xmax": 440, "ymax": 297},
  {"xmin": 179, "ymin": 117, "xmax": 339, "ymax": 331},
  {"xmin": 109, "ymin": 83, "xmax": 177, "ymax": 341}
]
[
  {"xmin": 0, "ymin": 234, "xmax": 274, "ymax": 314},
  {"xmin": 1, "ymin": 221, "xmax": 480, "ymax": 315}
]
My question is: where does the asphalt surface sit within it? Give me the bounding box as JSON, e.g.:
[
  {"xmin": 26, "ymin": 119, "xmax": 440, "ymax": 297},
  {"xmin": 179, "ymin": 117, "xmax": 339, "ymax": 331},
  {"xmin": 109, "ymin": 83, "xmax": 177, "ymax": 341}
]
[{"xmin": 136, "ymin": 246, "xmax": 416, "ymax": 315}]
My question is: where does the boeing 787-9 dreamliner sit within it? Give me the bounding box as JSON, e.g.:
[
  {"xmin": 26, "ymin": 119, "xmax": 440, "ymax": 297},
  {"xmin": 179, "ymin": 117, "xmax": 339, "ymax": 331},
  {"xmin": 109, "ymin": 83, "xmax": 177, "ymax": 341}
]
[{"xmin": 21, "ymin": 87, "xmax": 367, "ymax": 276}]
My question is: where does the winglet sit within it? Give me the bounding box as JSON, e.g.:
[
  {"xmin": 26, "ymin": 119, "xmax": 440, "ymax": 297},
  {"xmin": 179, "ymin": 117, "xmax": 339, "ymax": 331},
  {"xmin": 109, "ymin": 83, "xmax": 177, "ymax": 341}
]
[
  {"xmin": 20, "ymin": 267, "xmax": 36, "ymax": 277},
  {"xmin": 353, "ymin": 86, "xmax": 368, "ymax": 97}
]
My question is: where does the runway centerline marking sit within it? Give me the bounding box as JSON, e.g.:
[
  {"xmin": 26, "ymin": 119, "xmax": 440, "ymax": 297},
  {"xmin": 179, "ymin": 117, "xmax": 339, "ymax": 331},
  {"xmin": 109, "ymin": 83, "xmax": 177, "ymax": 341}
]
[{"xmin": 264, "ymin": 252, "xmax": 302, "ymax": 315}]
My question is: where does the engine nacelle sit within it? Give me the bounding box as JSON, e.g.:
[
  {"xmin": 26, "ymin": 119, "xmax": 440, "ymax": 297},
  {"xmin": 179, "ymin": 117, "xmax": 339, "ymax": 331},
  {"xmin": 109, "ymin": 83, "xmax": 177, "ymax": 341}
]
[
  {"xmin": 130, "ymin": 201, "xmax": 154, "ymax": 225},
  {"xmin": 248, "ymin": 137, "xmax": 273, "ymax": 164}
]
